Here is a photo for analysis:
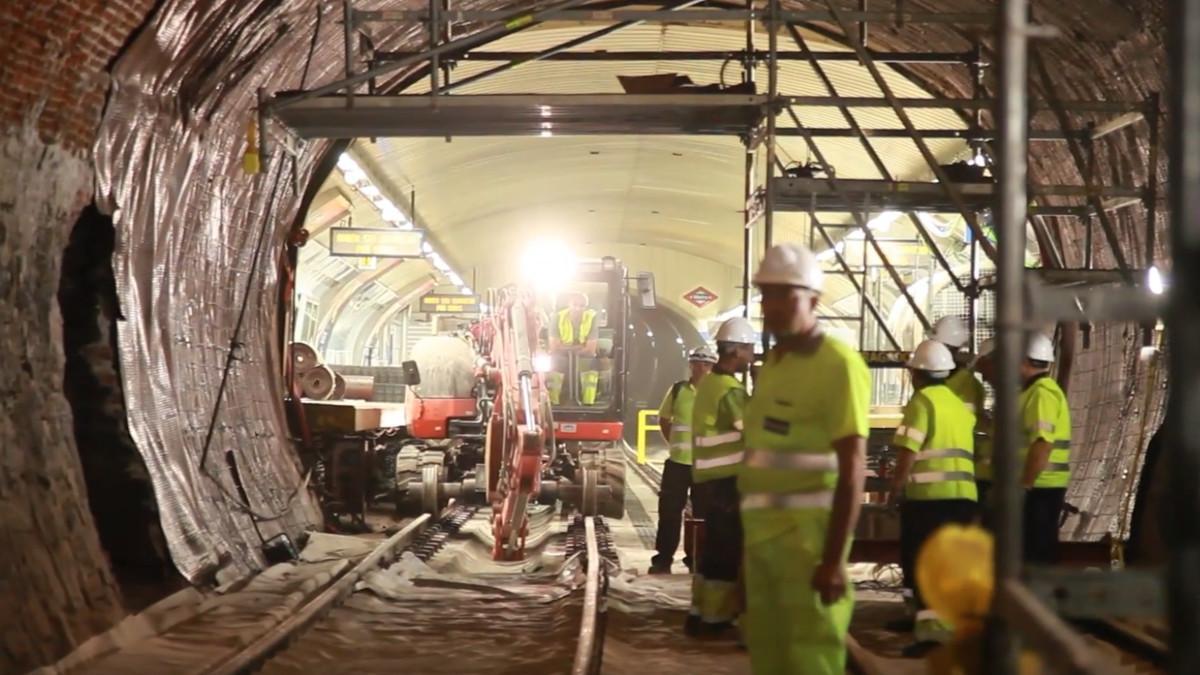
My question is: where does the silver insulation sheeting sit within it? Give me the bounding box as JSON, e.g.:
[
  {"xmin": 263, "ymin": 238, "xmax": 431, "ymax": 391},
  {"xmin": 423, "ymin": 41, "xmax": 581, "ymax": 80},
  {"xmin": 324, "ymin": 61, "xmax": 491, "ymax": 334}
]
[
  {"xmin": 91, "ymin": 0, "xmax": 514, "ymax": 584},
  {"xmin": 91, "ymin": 0, "xmax": 337, "ymax": 583}
]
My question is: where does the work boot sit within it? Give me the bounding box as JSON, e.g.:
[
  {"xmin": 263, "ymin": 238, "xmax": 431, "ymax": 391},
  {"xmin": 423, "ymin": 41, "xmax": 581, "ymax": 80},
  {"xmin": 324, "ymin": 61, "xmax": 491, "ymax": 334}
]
[
  {"xmin": 648, "ymin": 563, "xmax": 672, "ymax": 575},
  {"xmin": 684, "ymin": 614, "xmax": 703, "ymax": 637}
]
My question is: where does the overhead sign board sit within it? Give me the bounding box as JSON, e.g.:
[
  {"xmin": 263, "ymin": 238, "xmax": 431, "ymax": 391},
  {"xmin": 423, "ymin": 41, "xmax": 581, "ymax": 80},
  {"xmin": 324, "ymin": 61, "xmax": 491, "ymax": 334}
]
[
  {"xmin": 418, "ymin": 293, "xmax": 481, "ymax": 314},
  {"xmin": 329, "ymin": 227, "xmax": 423, "ymax": 259},
  {"xmin": 683, "ymin": 286, "xmax": 718, "ymax": 308}
]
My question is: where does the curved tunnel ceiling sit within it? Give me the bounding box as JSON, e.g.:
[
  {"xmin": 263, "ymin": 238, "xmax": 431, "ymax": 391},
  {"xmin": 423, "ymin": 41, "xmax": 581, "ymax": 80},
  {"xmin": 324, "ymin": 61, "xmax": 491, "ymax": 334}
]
[{"xmin": 300, "ymin": 19, "xmax": 975, "ymax": 345}]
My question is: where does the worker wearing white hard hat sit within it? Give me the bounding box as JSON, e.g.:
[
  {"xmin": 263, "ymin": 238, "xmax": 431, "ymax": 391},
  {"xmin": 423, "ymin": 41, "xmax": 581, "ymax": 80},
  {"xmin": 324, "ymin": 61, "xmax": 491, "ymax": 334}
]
[
  {"xmin": 740, "ymin": 242, "xmax": 870, "ymax": 674},
  {"xmin": 649, "ymin": 346, "xmax": 718, "ymax": 576},
  {"xmin": 930, "ymin": 316, "xmax": 986, "ymax": 416},
  {"xmin": 1017, "ymin": 332, "xmax": 1072, "ymax": 564},
  {"xmin": 890, "ymin": 339, "xmax": 979, "ymax": 655},
  {"xmin": 686, "ymin": 317, "xmax": 755, "ymax": 637}
]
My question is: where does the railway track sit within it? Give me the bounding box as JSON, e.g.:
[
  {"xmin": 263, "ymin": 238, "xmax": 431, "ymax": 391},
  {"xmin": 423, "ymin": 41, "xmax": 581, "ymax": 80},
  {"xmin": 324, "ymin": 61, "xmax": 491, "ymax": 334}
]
[{"xmin": 226, "ymin": 505, "xmax": 612, "ymax": 675}]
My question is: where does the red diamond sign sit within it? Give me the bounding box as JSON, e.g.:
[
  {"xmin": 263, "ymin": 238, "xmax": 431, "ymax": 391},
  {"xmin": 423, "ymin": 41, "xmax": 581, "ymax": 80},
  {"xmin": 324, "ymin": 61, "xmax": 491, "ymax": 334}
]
[{"xmin": 683, "ymin": 286, "xmax": 718, "ymax": 308}]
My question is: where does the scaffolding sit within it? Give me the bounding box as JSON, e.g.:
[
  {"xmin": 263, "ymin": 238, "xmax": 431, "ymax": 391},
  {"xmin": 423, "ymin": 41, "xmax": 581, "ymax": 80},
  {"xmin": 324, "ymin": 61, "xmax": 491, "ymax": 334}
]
[{"xmin": 260, "ymin": 2, "xmax": 1185, "ymax": 671}]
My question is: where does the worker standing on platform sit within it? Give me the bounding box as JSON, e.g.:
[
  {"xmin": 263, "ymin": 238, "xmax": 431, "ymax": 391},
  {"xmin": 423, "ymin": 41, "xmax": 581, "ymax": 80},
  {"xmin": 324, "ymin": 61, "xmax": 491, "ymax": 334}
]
[
  {"xmin": 889, "ymin": 339, "xmax": 978, "ymax": 655},
  {"xmin": 687, "ymin": 318, "xmax": 756, "ymax": 637},
  {"xmin": 547, "ymin": 292, "xmax": 600, "ymax": 405},
  {"xmin": 649, "ymin": 346, "xmax": 718, "ymax": 575},
  {"xmin": 741, "ymin": 243, "xmax": 870, "ymax": 674},
  {"xmin": 1018, "ymin": 332, "xmax": 1072, "ymax": 565}
]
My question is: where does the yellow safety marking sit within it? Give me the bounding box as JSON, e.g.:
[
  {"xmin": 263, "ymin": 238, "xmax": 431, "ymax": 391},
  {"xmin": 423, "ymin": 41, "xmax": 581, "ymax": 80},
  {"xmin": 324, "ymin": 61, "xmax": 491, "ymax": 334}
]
[
  {"xmin": 505, "ymin": 14, "xmax": 534, "ymax": 29},
  {"xmin": 636, "ymin": 408, "xmax": 660, "ymax": 465}
]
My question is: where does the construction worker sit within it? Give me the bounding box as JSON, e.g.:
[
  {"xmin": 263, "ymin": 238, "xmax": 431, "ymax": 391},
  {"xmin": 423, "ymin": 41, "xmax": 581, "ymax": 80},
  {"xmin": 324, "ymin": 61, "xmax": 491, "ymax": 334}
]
[
  {"xmin": 1018, "ymin": 332, "xmax": 1071, "ymax": 564},
  {"xmin": 547, "ymin": 292, "xmax": 600, "ymax": 405},
  {"xmin": 687, "ymin": 317, "xmax": 756, "ymax": 637},
  {"xmin": 889, "ymin": 339, "xmax": 978, "ymax": 655},
  {"xmin": 972, "ymin": 339, "xmax": 996, "ymax": 513},
  {"xmin": 741, "ymin": 242, "xmax": 870, "ymax": 674},
  {"xmin": 931, "ymin": 316, "xmax": 986, "ymax": 417},
  {"xmin": 649, "ymin": 346, "xmax": 718, "ymax": 575}
]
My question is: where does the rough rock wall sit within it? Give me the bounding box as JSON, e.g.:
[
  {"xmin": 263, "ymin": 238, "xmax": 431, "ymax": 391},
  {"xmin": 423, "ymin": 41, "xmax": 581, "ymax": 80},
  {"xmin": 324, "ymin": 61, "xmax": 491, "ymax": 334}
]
[{"xmin": 0, "ymin": 1, "xmax": 158, "ymax": 670}]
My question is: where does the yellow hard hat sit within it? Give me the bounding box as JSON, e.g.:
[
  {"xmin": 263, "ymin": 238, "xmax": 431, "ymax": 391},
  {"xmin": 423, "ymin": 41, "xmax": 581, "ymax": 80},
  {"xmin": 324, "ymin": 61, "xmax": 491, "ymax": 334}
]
[{"xmin": 916, "ymin": 524, "xmax": 994, "ymax": 638}]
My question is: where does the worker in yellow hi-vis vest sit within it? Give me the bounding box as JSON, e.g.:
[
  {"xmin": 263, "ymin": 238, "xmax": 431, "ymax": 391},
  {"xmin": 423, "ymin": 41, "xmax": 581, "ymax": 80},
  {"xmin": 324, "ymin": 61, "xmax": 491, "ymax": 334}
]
[
  {"xmin": 547, "ymin": 292, "xmax": 600, "ymax": 405},
  {"xmin": 889, "ymin": 339, "xmax": 978, "ymax": 656},
  {"xmin": 687, "ymin": 318, "xmax": 756, "ymax": 638},
  {"xmin": 742, "ymin": 242, "xmax": 870, "ymax": 674},
  {"xmin": 1018, "ymin": 332, "xmax": 1071, "ymax": 565},
  {"xmin": 650, "ymin": 346, "xmax": 717, "ymax": 575}
]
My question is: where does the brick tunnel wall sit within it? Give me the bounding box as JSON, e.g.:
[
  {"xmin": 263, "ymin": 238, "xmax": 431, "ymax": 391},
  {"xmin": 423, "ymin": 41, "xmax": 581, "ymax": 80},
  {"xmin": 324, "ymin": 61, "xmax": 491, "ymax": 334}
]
[
  {"xmin": 0, "ymin": 0, "xmax": 1174, "ymax": 671},
  {"xmin": 0, "ymin": 2, "xmax": 159, "ymax": 671}
]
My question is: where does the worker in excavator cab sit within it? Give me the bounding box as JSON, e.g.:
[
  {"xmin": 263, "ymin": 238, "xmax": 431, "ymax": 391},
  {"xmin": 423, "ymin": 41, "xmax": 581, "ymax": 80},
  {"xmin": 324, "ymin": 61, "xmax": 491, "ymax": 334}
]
[
  {"xmin": 741, "ymin": 242, "xmax": 870, "ymax": 675},
  {"xmin": 546, "ymin": 291, "xmax": 600, "ymax": 405},
  {"xmin": 1017, "ymin": 332, "xmax": 1072, "ymax": 565},
  {"xmin": 649, "ymin": 346, "xmax": 718, "ymax": 575},
  {"xmin": 889, "ymin": 339, "xmax": 979, "ymax": 656},
  {"xmin": 687, "ymin": 318, "xmax": 756, "ymax": 638}
]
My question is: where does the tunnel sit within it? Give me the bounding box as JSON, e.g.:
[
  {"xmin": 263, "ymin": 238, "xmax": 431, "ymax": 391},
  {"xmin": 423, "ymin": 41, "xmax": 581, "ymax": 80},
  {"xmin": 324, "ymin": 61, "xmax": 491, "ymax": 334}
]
[{"xmin": 1, "ymin": 1, "xmax": 1196, "ymax": 673}]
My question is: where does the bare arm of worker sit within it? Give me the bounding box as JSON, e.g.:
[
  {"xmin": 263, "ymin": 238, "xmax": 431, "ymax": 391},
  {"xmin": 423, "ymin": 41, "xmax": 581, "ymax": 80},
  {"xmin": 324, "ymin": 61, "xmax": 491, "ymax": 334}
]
[
  {"xmin": 814, "ymin": 435, "xmax": 866, "ymax": 605},
  {"xmin": 581, "ymin": 337, "xmax": 599, "ymax": 356},
  {"xmin": 1022, "ymin": 439, "xmax": 1053, "ymax": 488}
]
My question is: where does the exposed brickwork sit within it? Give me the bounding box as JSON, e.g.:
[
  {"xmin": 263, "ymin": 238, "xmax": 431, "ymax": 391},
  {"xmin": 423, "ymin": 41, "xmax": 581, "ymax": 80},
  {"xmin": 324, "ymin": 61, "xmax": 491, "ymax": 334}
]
[{"xmin": 0, "ymin": 1, "xmax": 159, "ymax": 671}]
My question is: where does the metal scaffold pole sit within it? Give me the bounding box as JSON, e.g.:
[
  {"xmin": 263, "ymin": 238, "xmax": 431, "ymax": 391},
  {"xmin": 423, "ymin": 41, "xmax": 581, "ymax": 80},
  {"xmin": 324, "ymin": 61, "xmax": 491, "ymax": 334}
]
[
  {"xmin": 989, "ymin": 0, "xmax": 1029, "ymax": 672},
  {"xmin": 1167, "ymin": 1, "xmax": 1200, "ymax": 673}
]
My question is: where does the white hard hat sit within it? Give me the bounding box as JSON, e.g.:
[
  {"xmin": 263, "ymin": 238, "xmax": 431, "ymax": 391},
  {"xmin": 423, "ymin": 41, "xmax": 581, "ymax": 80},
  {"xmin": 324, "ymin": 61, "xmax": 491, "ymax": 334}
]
[
  {"xmin": 687, "ymin": 346, "xmax": 718, "ymax": 364},
  {"xmin": 932, "ymin": 316, "xmax": 968, "ymax": 349},
  {"xmin": 753, "ymin": 242, "xmax": 824, "ymax": 292},
  {"xmin": 1026, "ymin": 332, "xmax": 1055, "ymax": 362},
  {"xmin": 907, "ymin": 339, "xmax": 956, "ymax": 374},
  {"xmin": 715, "ymin": 317, "xmax": 758, "ymax": 345}
]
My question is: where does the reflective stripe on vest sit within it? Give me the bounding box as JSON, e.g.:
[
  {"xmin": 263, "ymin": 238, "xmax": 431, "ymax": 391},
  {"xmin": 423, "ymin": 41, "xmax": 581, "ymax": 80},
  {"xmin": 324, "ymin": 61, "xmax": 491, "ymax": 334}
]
[
  {"xmin": 1020, "ymin": 376, "xmax": 1072, "ymax": 488},
  {"xmin": 694, "ymin": 451, "xmax": 746, "ymax": 471},
  {"xmin": 743, "ymin": 449, "xmax": 837, "ymax": 472},
  {"xmin": 741, "ymin": 490, "xmax": 835, "ymax": 511},
  {"xmin": 901, "ymin": 385, "xmax": 977, "ymax": 502},
  {"xmin": 695, "ymin": 431, "xmax": 743, "ymax": 447},
  {"xmin": 691, "ymin": 373, "xmax": 746, "ymax": 483},
  {"xmin": 557, "ymin": 308, "xmax": 596, "ymax": 346}
]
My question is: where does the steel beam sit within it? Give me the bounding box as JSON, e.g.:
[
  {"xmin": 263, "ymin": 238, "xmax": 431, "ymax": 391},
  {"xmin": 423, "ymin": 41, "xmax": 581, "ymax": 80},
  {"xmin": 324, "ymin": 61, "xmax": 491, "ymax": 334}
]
[
  {"xmin": 1025, "ymin": 282, "xmax": 1166, "ymax": 324},
  {"xmin": 810, "ymin": 215, "xmax": 903, "ymax": 350},
  {"xmin": 782, "ymin": 107, "xmax": 932, "ymax": 332},
  {"xmin": 787, "ymin": 24, "xmax": 968, "ymax": 294},
  {"xmin": 270, "ymin": 0, "xmax": 595, "ymax": 111},
  {"xmin": 989, "ymin": 1, "xmax": 1030, "ymax": 673},
  {"xmin": 374, "ymin": 48, "xmax": 977, "ymax": 64},
  {"xmin": 354, "ymin": 8, "xmax": 998, "ymax": 25},
  {"xmin": 785, "ymin": 95, "xmax": 1142, "ymax": 113},
  {"xmin": 824, "ymin": 0, "xmax": 997, "ymax": 263},
  {"xmin": 433, "ymin": 0, "xmax": 708, "ymax": 94},
  {"xmin": 997, "ymin": 581, "xmax": 1123, "ymax": 675},
  {"xmin": 1032, "ymin": 51, "xmax": 1133, "ymax": 280},
  {"xmin": 1167, "ymin": 0, "xmax": 1200, "ymax": 672},
  {"xmin": 775, "ymin": 127, "xmax": 1086, "ymax": 141}
]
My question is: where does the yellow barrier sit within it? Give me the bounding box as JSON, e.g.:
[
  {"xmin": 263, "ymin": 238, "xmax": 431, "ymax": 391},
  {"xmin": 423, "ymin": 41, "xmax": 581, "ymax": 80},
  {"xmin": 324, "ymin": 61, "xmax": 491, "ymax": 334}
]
[{"xmin": 635, "ymin": 408, "xmax": 660, "ymax": 465}]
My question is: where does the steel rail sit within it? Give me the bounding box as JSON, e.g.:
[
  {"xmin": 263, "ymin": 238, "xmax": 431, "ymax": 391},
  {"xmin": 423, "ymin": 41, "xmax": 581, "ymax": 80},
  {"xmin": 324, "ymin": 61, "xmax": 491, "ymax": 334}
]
[
  {"xmin": 203, "ymin": 510, "xmax": 441, "ymax": 675},
  {"xmin": 571, "ymin": 516, "xmax": 604, "ymax": 675}
]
